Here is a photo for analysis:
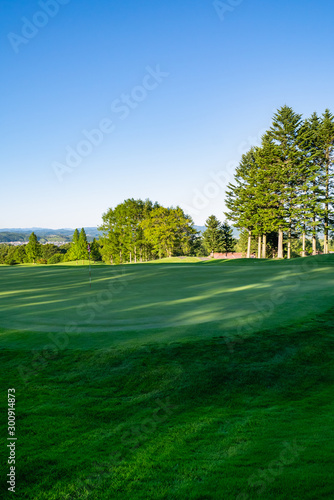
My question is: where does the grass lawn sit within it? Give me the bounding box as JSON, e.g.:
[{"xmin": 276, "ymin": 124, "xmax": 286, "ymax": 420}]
[{"xmin": 0, "ymin": 256, "xmax": 333, "ymax": 499}]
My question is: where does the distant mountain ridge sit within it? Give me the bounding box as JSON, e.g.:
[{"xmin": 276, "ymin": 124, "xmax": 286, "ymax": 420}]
[
  {"xmin": 0, "ymin": 226, "xmax": 237, "ymax": 243},
  {"xmin": 0, "ymin": 227, "xmax": 100, "ymax": 243}
]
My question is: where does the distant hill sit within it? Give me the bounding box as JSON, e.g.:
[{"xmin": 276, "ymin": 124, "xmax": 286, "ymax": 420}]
[
  {"xmin": 0, "ymin": 227, "xmax": 100, "ymax": 243},
  {"xmin": 3, "ymin": 226, "xmax": 201, "ymax": 242},
  {"xmin": 0, "ymin": 232, "xmax": 28, "ymax": 243},
  {"xmin": 0, "ymin": 225, "xmax": 239, "ymax": 243}
]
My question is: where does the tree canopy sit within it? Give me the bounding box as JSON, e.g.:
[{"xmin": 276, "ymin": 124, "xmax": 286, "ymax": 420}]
[{"xmin": 225, "ymin": 106, "xmax": 334, "ymax": 258}]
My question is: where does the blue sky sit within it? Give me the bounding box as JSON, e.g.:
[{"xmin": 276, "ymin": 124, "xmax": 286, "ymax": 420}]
[{"xmin": 1, "ymin": 0, "xmax": 334, "ymax": 228}]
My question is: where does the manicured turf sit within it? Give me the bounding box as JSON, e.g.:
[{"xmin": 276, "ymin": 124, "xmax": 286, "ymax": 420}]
[{"xmin": 0, "ymin": 257, "xmax": 333, "ymax": 499}]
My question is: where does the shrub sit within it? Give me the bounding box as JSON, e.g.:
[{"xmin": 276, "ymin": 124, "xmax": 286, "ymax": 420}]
[
  {"xmin": 47, "ymin": 253, "xmax": 64, "ymax": 264},
  {"xmin": 37, "ymin": 258, "xmax": 47, "ymax": 265},
  {"xmin": 6, "ymin": 259, "xmax": 17, "ymax": 266}
]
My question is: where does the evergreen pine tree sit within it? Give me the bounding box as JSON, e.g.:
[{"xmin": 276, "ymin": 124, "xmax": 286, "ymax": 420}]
[
  {"xmin": 90, "ymin": 238, "xmax": 101, "ymax": 262},
  {"xmin": 203, "ymin": 215, "xmax": 223, "ymax": 255},
  {"xmin": 68, "ymin": 228, "xmax": 80, "ymax": 262},
  {"xmin": 26, "ymin": 232, "xmax": 41, "ymax": 264},
  {"xmin": 225, "ymin": 148, "xmax": 261, "ymax": 258},
  {"xmin": 318, "ymin": 109, "xmax": 334, "ymax": 253},
  {"xmin": 295, "ymin": 113, "xmax": 324, "ymax": 255},
  {"xmin": 14, "ymin": 245, "xmax": 27, "ymax": 264},
  {"xmin": 220, "ymin": 221, "xmax": 235, "ymax": 256},
  {"xmin": 253, "ymin": 138, "xmax": 284, "ymax": 258},
  {"xmin": 78, "ymin": 228, "xmax": 89, "ymax": 261},
  {"xmin": 267, "ymin": 105, "xmax": 303, "ymax": 259}
]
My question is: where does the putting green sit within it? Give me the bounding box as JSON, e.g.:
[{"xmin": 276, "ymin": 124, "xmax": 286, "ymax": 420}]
[{"xmin": 0, "ymin": 256, "xmax": 334, "ymax": 350}]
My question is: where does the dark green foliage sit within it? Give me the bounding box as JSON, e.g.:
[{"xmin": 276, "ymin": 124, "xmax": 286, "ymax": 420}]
[
  {"xmin": 202, "ymin": 215, "xmax": 223, "ymax": 254},
  {"xmin": 225, "ymin": 148, "xmax": 260, "ymax": 234},
  {"xmin": 100, "ymin": 199, "xmax": 152, "ymax": 264},
  {"xmin": 68, "ymin": 228, "xmax": 80, "ymax": 261},
  {"xmin": 225, "ymin": 105, "xmax": 334, "ymax": 258},
  {"xmin": 47, "ymin": 253, "xmax": 64, "ymax": 264},
  {"xmin": 142, "ymin": 206, "xmax": 196, "ymax": 259},
  {"xmin": 100, "ymin": 199, "xmax": 196, "ymax": 264},
  {"xmin": 41, "ymin": 244, "xmax": 59, "ymax": 260},
  {"xmin": 5, "ymin": 258, "xmax": 17, "ymax": 265},
  {"xmin": 78, "ymin": 228, "xmax": 89, "ymax": 260},
  {"xmin": 0, "ymin": 245, "xmax": 15, "ymax": 264},
  {"xmin": 221, "ymin": 221, "xmax": 235, "ymax": 255},
  {"xmin": 235, "ymin": 228, "xmax": 257, "ymax": 256},
  {"xmin": 317, "ymin": 110, "xmax": 334, "ymax": 251},
  {"xmin": 67, "ymin": 229, "xmax": 89, "ymax": 261},
  {"xmin": 202, "ymin": 217, "xmax": 235, "ymax": 256},
  {"xmin": 188, "ymin": 232, "xmax": 205, "ymax": 256},
  {"xmin": 13, "ymin": 245, "xmax": 27, "ymax": 263},
  {"xmin": 26, "ymin": 232, "xmax": 41, "ymax": 263},
  {"xmin": 90, "ymin": 238, "xmax": 101, "ymax": 262},
  {"xmin": 58, "ymin": 243, "xmax": 71, "ymax": 254}
]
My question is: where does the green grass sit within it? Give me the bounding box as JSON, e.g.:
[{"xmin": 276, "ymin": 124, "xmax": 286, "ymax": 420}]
[{"xmin": 0, "ymin": 256, "xmax": 333, "ymax": 499}]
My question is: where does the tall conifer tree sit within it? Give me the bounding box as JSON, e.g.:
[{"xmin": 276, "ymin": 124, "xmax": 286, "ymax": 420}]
[
  {"xmin": 202, "ymin": 215, "xmax": 223, "ymax": 255},
  {"xmin": 26, "ymin": 232, "xmax": 41, "ymax": 264},
  {"xmin": 267, "ymin": 105, "xmax": 303, "ymax": 259}
]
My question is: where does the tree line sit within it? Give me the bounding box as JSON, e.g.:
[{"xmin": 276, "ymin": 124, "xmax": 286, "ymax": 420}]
[
  {"xmin": 3, "ymin": 105, "xmax": 333, "ymax": 264},
  {"xmin": 0, "ymin": 212, "xmax": 237, "ymax": 265},
  {"xmin": 225, "ymin": 105, "xmax": 334, "ymax": 258},
  {"xmin": 99, "ymin": 199, "xmax": 197, "ymax": 264},
  {"xmin": 0, "ymin": 229, "xmax": 101, "ymax": 265},
  {"xmin": 98, "ymin": 199, "xmax": 239, "ymax": 264}
]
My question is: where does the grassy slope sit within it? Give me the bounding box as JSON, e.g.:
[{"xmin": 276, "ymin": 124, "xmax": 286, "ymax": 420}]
[{"xmin": 0, "ymin": 257, "xmax": 333, "ymax": 499}]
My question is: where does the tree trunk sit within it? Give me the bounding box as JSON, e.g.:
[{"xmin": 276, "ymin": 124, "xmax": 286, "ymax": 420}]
[
  {"xmin": 324, "ymin": 232, "xmax": 328, "ymax": 254},
  {"xmin": 312, "ymin": 235, "xmax": 317, "ymax": 255},
  {"xmin": 257, "ymin": 235, "xmax": 262, "ymax": 259},
  {"xmin": 278, "ymin": 229, "xmax": 283, "ymax": 259},
  {"xmin": 134, "ymin": 246, "xmax": 137, "ymax": 263},
  {"xmin": 287, "ymin": 229, "xmax": 291, "ymax": 259},
  {"xmin": 262, "ymin": 234, "xmax": 267, "ymax": 259},
  {"xmin": 324, "ymin": 156, "xmax": 329, "ymax": 254},
  {"xmin": 302, "ymin": 233, "xmax": 306, "ymax": 257},
  {"xmin": 129, "ymin": 251, "xmax": 132, "ymax": 264},
  {"xmin": 246, "ymin": 230, "xmax": 252, "ymax": 258}
]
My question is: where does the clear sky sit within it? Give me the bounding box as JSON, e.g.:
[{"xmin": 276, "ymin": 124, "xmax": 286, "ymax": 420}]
[{"xmin": 1, "ymin": 0, "xmax": 334, "ymax": 228}]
